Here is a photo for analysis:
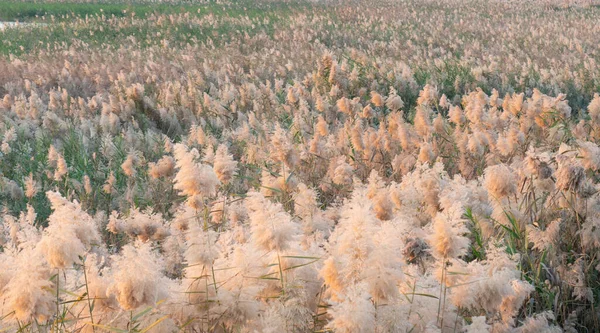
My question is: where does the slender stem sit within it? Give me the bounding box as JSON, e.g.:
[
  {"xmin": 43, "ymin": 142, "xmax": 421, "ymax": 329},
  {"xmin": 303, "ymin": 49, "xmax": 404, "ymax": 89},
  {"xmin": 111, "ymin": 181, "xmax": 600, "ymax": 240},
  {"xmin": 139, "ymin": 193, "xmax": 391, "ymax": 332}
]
[
  {"xmin": 441, "ymin": 265, "xmax": 448, "ymax": 330},
  {"xmin": 277, "ymin": 251, "xmax": 285, "ymax": 294},
  {"xmin": 55, "ymin": 269, "xmax": 60, "ymax": 331},
  {"xmin": 407, "ymin": 277, "xmax": 417, "ymax": 322},
  {"xmin": 437, "ymin": 256, "xmax": 447, "ymax": 327},
  {"xmin": 81, "ymin": 257, "xmax": 96, "ymax": 332},
  {"xmin": 208, "ymin": 230, "xmax": 218, "ymax": 296},
  {"xmin": 205, "ymin": 265, "xmax": 210, "ymax": 330},
  {"xmin": 313, "ymin": 284, "xmax": 325, "ymax": 331}
]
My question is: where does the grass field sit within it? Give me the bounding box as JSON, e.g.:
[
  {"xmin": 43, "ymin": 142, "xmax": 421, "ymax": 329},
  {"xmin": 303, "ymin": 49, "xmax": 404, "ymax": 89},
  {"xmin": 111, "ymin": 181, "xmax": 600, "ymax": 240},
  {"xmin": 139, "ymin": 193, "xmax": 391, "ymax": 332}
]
[
  {"xmin": 0, "ymin": 0, "xmax": 302, "ymax": 21},
  {"xmin": 0, "ymin": 0, "xmax": 305, "ymax": 57},
  {"xmin": 1, "ymin": 0, "xmax": 600, "ymax": 332},
  {"xmin": 0, "ymin": 1, "xmax": 180, "ymax": 21}
]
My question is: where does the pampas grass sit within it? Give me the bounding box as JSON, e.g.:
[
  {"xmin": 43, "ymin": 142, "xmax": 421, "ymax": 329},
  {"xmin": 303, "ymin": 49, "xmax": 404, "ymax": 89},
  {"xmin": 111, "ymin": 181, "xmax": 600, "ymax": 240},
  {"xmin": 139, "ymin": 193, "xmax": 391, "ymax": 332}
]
[{"xmin": 1, "ymin": 0, "xmax": 600, "ymax": 331}]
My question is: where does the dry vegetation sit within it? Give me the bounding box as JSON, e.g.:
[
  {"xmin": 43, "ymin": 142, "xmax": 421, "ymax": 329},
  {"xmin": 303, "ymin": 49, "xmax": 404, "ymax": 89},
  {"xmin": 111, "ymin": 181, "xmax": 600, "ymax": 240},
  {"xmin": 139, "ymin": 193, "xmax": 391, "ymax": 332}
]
[{"xmin": 1, "ymin": 0, "xmax": 600, "ymax": 332}]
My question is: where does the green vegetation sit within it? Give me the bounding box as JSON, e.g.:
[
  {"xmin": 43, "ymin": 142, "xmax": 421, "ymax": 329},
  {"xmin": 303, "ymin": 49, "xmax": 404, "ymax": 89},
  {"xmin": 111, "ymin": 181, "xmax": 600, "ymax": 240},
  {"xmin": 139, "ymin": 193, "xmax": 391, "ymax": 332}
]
[
  {"xmin": 0, "ymin": 1, "xmax": 181, "ymax": 21},
  {"xmin": 0, "ymin": 0, "xmax": 305, "ymax": 22},
  {"xmin": 0, "ymin": 0, "xmax": 307, "ymax": 56}
]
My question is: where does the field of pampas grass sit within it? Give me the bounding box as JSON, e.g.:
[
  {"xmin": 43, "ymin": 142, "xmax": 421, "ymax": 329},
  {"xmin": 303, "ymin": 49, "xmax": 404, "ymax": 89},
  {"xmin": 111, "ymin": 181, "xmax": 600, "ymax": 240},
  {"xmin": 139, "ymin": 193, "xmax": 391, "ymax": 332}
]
[{"xmin": 0, "ymin": 0, "xmax": 600, "ymax": 332}]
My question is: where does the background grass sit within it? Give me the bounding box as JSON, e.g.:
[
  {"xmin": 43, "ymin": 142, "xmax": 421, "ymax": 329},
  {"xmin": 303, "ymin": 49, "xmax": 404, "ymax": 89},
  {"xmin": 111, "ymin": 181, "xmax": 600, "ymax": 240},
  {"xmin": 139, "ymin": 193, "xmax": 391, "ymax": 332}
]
[
  {"xmin": 0, "ymin": 0, "xmax": 307, "ymax": 56},
  {"xmin": 0, "ymin": 0, "xmax": 306, "ymax": 22},
  {"xmin": 0, "ymin": 2, "xmax": 171, "ymax": 21}
]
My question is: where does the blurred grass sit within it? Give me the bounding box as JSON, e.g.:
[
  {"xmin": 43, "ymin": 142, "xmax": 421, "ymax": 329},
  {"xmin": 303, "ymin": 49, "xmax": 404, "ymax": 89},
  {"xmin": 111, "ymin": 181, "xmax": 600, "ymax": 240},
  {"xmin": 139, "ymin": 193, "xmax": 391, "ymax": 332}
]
[
  {"xmin": 0, "ymin": 2, "xmax": 170, "ymax": 21},
  {"xmin": 0, "ymin": 0, "xmax": 307, "ymax": 56},
  {"xmin": 0, "ymin": 0, "xmax": 304, "ymax": 22}
]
